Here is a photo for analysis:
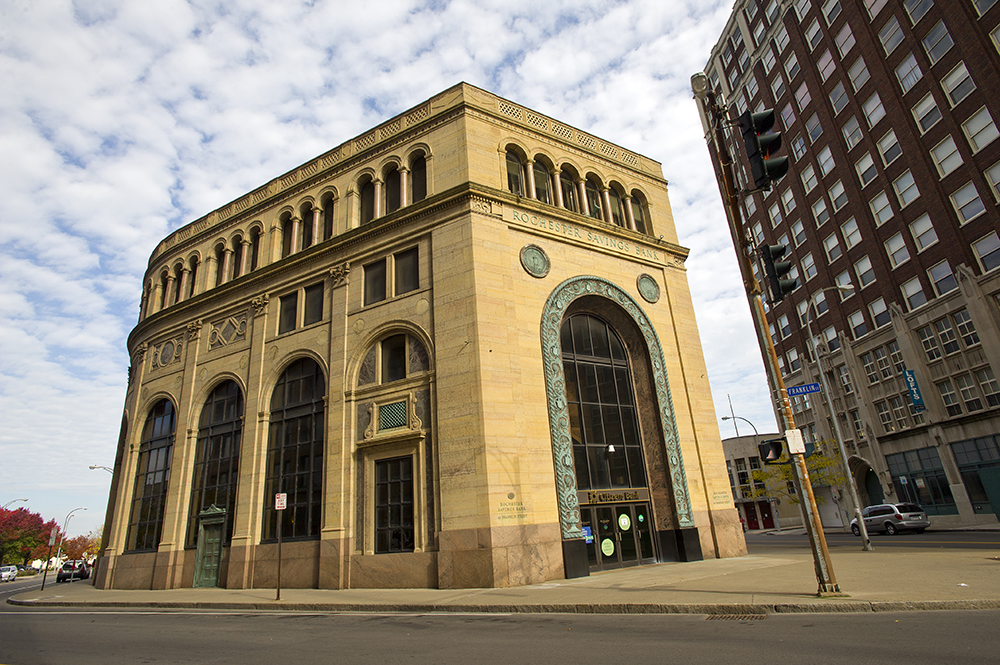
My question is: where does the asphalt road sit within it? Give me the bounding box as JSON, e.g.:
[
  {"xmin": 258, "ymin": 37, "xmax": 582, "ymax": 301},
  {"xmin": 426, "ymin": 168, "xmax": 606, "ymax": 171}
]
[
  {"xmin": 745, "ymin": 529, "xmax": 1000, "ymax": 551},
  {"xmin": 1, "ymin": 604, "xmax": 998, "ymax": 665}
]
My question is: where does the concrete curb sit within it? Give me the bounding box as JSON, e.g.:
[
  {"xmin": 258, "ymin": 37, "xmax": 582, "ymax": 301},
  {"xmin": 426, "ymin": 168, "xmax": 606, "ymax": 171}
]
[{"xmin": 10, "ymin": 597, "xmax": 1000, "ymax": 615}]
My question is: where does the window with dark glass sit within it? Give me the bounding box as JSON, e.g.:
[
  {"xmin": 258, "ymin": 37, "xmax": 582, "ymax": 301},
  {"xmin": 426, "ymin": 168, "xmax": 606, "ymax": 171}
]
[
  {"xmin": 381, "ymin": 334, "xmax": 407, "ymax": 384},
  {"xmin": 533, "ymin": 162, "xmax": 552, "ymax": 204},
  {"xmin": 364, "ymin": 259, "xmax": 387, "ymax": 306},
  {"xmin": 264, "ymin": 358, "xmax": 325, "ymax": 541},
  {"xmin": 359, "ymin": 334, "xmax": 429, "ymax": 387},
  {"xmin": 385, "ymin": 167, "xmax": 401, "ymax": 214},
  {"xmin": 360, "ymin": 179, "xmax": 375, "ymax": 224},
  {"xmin": 560, "ymin": 170, "xmax": 578, "ymax": 212},
  {"xmin": 303, "ymin": 283, "xmax": 324, "ymax": 326},
  {"xmin": 126, "ymin": 399, "xmax": 175, "ymax": 552},
  {"xmin": 562, "ymin": 313, "xmax": 646, "ymax": 490},
  {"xmin": 887, "ymin": 448, "xmax": 957, "ymax": 515},
  {"xmin": 375, "ymin": 456, "xmax": 414, "ymax": 553},
  {"xmin": 506, "ymin": 151, "xmax": 525, "ymax": 196},
  {"xmin": 323, "ymin": 201, "xmax": 335, "ymax": 241},
  {"xmin": 410, "ymin": 155, "xmax": 427, "ymax": 203},
  {"xmin": 609, "ymin": 188, "xmax": 625, "ymax": 226},
  {"xmin": 585, "ymin": 178, "xmax": 603, "ymax": 220},
  {"xmin": 279, "ymin": 292, "xmax": 298, "ymax": 334},
  {"xmin": 394, "ymin": 247, "xmax": 419, "ymax": 296},
  {"xmin": 630, "ymin": 192, "xmax": 647, "ymax": 234},
  {"xmin": 187, "ymin": 381, "xmax": 243, "ymax": 547}
]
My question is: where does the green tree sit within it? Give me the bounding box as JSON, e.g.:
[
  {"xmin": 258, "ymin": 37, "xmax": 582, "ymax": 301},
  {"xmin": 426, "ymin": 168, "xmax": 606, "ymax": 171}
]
[
  {"xmin": 0, "ymin": 508, "xmax": 60, "ymax": 566},
  {"xmin": 746, "ymin": 439, "xmax": 848, "ymax": 505}
]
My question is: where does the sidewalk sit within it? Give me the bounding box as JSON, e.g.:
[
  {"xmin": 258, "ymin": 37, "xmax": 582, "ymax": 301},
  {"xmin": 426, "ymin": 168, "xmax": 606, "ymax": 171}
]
[{"xmin": 10, "ymin": 540, "xmax": 1000, "ymax": 615}]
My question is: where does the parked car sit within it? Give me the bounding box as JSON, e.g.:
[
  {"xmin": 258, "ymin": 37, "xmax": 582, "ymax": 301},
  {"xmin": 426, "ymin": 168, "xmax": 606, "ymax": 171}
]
[
  {"xmin": 56, "ymin": 560, "xmax": 90, "ymax": 583},
  {"xmin": 0, "ymin": 565, "xmax": 17, "ymax": 582},
  {"xmin": 851, "ymin": 503, "xmax": 930, "ymax": 535}
]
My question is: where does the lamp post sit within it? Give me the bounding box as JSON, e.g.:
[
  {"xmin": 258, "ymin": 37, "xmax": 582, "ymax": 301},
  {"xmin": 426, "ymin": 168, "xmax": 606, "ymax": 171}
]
[
  {"xmin": 54, "ymin": 507, "xmax": 87, "ymax": 565},
  {"xmin": 2, "ymin": 499, "xmax": 28, "ymax": 509},
  {"xmin": 89, "ymin": 465, "xmax": 113, "ymax": 474},
  {"xmin": 693, "ymin": 71, "xmax": 839, "ymax": 594},
  {"xmin": 806, "ymin": 286, "xmax": 873, "ymax": 551},
  {"xmin": 41, "ymin": 506, "xmax": 86, "ymax": 590}
]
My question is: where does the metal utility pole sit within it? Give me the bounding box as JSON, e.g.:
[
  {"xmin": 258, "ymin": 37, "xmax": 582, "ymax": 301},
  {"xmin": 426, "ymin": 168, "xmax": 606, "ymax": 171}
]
[
  {"xmin": 691, "ymin": 73, "xmax": 840, "ymax": 594},
  {"xmin": 806, "ymin": 288, "xmax": 873, "ymax": 551}
]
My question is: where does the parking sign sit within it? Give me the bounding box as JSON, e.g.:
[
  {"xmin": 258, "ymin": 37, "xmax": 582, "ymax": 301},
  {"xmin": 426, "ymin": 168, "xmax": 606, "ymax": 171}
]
[{"xmin": 275, "ymin": 493, "xmax": 287, "ymax": 510}]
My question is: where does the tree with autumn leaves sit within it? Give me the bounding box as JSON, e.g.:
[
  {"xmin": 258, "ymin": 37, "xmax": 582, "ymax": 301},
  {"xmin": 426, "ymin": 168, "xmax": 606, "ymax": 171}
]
[{"xmin": 0, "ymin": 507, "xmax": 59, "ymax": 566}]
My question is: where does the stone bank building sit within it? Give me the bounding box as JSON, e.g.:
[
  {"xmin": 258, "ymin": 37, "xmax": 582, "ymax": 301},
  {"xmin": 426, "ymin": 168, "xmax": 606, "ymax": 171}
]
[{"xmin": 95, "ymin": 83, "xmax": 743, "ymax": 591}]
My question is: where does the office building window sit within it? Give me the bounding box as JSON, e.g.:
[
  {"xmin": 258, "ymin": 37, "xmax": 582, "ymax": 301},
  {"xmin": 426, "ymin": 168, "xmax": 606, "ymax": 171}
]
[
  {"xmin": 951, "ymin": 182, "xmax": 986, "ymax": 223},
  {"xmin": 878, "ymin": 130, "xmax": 902, "ymax": 165},
  {"xmin": 986, "ymin": 162, "xmax": 1000, "ymax": 200},
  {"xmin": 954, "ymin": 309, "xmax": 980, "ymax": 347},
  {"xmin": 818, "ymin": 50, "xmax": 836, "ymax": 81},
  {"xmin": 885, "ymin": 232, "xmax": 910, "ymax": 267},
  {"xmin": 806, "ymin": 19, "xmax": 823, "ymax": 49},
  {"xmin": 842, "ymin": 116, "xmax": 863, "ymax": 149},
  {"xmin": 822, "ymin": 0, "xmax": 841, "ymax": 24},
  {"xmin": 918, "ymin": 325, "xmax": 943, "ymax": 361},
  {"xmin": 909, "ymin": 214, "xmax": 938, "ymax": 251},
  {"xmin": 835, "ymin": 25, "xmax": 855, "ymax": 56},
  {"xmin": 905, "ymin": 0, "xmax": 933, "ymax": 24},
  {"xmin": 879, "ymin": 16, "xmax": 904, "ymax": 55},
  {"xmin": 818, "ymin": 146, "xmax": 835, "ymax": 175},
  {"xmin": 812, "ymin": 198, "xmax": 830, "ymax": 226},
  {"xmin": 772, "ymin": 75, "xmax": 787, "ymax": 100},
  {"xmin": 893, "ymin": 170, "xmax": 919, "ymax": 208},
  {"xmin": 943, "ymin": 63, "xmax": 975, "ymax": 106},
  {"xmin": 869, "ymin": 297, "xmax": 891, "ymax": 327},
  {"xmin": 824, "ymin": 232, "xmax": 842, "ymax": 261},
  {"xmin": 781, "ymin": 102, "xmax": 796, "ymax": 128},
  {"xmin": 923, "ymin": 20, "xmax": 954, "ymax": 64},
  {"xmin": 937, "ymin": 379, "xmax": 962, "ymax": 416},
  {"xmin": 865, "ymin": 0, "xmax": 888, "ymax": 19},
  {"xmin": 802, "ymin": 253, "xmax": 817, "ymax": 280},
  {"xmin": 848, "ymin": 58, "xmax": 870, "ymax": 91},
  {"xmin": 973, "ymin": 232, "xmax": 1000, "ymax": 272},
  {"xmin": 974, "ymin": 0, "xmax": 1000, "ymax": 16},
  {"xmin": 374, "ymin": 456, "xmax": 415, "ymax": 553},
  {"xmin": 928, "ymin": 260, "xmax": 958, "ymax": 295},
  {"xmin": 806, "ymin": 113, "xmax": 823, "ymax": 142},
  {"xmin": 902, "ymin": 277, "xmax": 928, "ymax": 310},
  {"xmin": 791, "ymin": 134, "xmax": 808, "ymax": 159},
  {"xmin": 127, "ymin": 400, "xmax": 175, "ymax": 552},
  {"xmin": 963, "ymin": 107, "xmax": 1000, "ymax": 152},
  {"xmin": 913, "ymin": 93, "xmax": 942, "ymax": 133},
  {"xmin": 829, "ymin": 81, "xmax": 849, "ymax": 114},
  {"xmin": 856, "ymin": 153, "xmax": 878, "ymax": 187},
  {"xmin": 795, "ymin": 82, "xmax": 812, "ymax": 110},
  {"xmin": 785, "ymin": 52, "xmax": 801, "ymax": 80},
  {"xmin": 792, "ymin": 220, "xmax": 807, "ymax": 246},
  {"xmin": 855, "ymin": 255, "xmax": 875, "ymax": 287},
  {"xmin": 863, "ymin": 93, "xmax": 886, "ymax": 127},
  {"xmin": 870, "ymin": 190, "xmax": 894, "ymax": 225},
  {"xmin": 830, "ymin": 180, "xmax": 847, "ymax": 210},
  {"xmin": 842, "ymin": 217, "xmax": 860, "ymax": 248},
  {"xmin": 930, "ymin": 136, "xmax": 963, "ymax": 177},
  {"xmin": 801, "ymin": 164, "xmax": 818, "ymax": 192}
]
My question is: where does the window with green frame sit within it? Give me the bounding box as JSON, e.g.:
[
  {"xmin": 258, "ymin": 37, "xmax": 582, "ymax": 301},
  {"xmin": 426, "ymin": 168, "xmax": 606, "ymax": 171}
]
[
  {"xmin": 886, "ymin": 447, "xmax": 957, "ymax": 515},
  {"xmin": 951, "ymin": 436, "xmax": 1000, "ymax": 516}
]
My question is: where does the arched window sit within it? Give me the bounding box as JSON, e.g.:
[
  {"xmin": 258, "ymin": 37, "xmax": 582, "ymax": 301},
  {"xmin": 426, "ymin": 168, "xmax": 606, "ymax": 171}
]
[
  {"xmin": 585, "ymin": 177, "xmax": 603, "ymax": 220},
  {"xmin": 630, "ymin": 190, "xmax": 648, "ymax": 234},
  {"xmin": 187, "ymin": 257, "xmax": 199, "ymax": 299},
  {"xmin": 561, "ymin": 314, "xmax": 646, "ymax": 490},
  {"xmin": 187, "ymin": 381, "xmax": 243, "ymax": 548},
  {"xmin": 158, "ymin": 270, "xmax": 169, "ymax": 309},
  {"xmin": 172, "ymin": 264, "xmax": 184, "ymax": 304},
  {"xmin": 609, "ymin": 188, "xmax": 625, "ymax": 227},
  {"xmin": 358, "ymin": 333, "xmax": 429, "ymax": 387},
  {"xmin": 385, "ymin": 167, "xmax": 401, "ymax": 214},
  {"xmin": 410, "ymin": 154, "xmax": 427, "ymax": 203},
  {"xmin": 126, "ymin": 399, "xmax": 176, "ymax": 551},
  {"xmin": 214, "ymin": 243, "xmax": 227, "ymax": 285},
  {"xmin": 232, "ymin": 235, "xmax": 244, "ymax": 279},
  {"xmin": 281, "ymin": 214, "xmax": 294, "ymax": 258},
  {"xmin": 533, "ymin": 161, "xmax": 552, "ymax": 204},
  {"xmin": 323, "ymin": 199, "xmax": 335, "ymax": 240},
  {"xmin": 248, "ymin": 229, "xmax": 261, "ymax": 272},
  {"xmin": 360, "ymin": 179, "xmax": 375, "ymax": 225},
  {"xmin": 506, "ymin": 150, "xmax": 525, "ymax": 196},
  {"xmin": 560, "ymin": 169, "xmax": 578, "ymax": 212},
  {"xmin": 301, "ymin": 204, "xmax": 314, "ymax": 249},
  {"xmin": 264, "ymin": 358, "xmax": 325, "ymax": 541}
]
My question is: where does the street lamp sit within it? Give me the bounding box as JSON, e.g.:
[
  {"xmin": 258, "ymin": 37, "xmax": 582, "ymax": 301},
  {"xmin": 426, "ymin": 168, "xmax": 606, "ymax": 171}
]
[
  {"xmin": 722, "ymin": 415, "xmax": 760, "ymax": 448},
  {"xmin": 2, "ymin": 498, "xmax": 28, "ymax": 509},
  {"xmin": 805, "ymin": 286, "xmax": 873, "ymax": 551},
  {"xmin": 54, "ymin": 507, "xmax": 87, "ymax": 564},
  {"xmin": 89, "ymin": 465, "xmax": 113, "ymax": 474}
]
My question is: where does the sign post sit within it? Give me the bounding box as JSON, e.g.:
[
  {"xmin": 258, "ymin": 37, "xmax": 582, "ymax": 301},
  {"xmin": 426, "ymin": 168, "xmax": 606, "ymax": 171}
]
[
  {"xmin": 39, "ymin": 527, "xmax": 58, "ymax": 591},
  {"xmin": 274, "ymin": 493, "xmax": 286, "ymax": 601}
]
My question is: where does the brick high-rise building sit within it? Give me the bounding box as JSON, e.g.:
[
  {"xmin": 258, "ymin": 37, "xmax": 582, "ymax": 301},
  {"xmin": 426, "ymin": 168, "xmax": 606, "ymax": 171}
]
[{"xmin": 697, "ymin": 0, "xmax": 1000, "ymax": 528}]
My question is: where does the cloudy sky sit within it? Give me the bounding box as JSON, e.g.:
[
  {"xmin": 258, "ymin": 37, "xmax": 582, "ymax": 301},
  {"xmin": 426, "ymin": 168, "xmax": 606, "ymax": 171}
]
[{"xmin": 0, "ymin": 0, "xmax": 779, "ymax": 538}]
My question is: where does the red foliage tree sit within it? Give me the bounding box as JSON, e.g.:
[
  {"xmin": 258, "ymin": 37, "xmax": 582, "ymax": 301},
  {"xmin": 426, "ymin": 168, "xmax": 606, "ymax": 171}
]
[{"xmin": 0, "ymin": 508, "xmax": 60, "ymax": 566}]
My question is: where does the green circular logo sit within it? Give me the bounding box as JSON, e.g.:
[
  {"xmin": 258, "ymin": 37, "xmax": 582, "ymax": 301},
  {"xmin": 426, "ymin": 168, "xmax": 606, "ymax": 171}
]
[
  {"xmin": 601, "ymin": 539, "xmax": 615, "ymax": 556},
  {"xmin": 618, "ymin": 513, "xmax": 631, "ymax": 531}
]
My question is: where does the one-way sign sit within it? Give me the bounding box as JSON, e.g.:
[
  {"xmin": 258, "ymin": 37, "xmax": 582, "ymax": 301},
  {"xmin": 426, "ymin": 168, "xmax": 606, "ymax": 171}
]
[{"xmin": 787, "ymin": 382, "xmax": 821, "ymax": 396}]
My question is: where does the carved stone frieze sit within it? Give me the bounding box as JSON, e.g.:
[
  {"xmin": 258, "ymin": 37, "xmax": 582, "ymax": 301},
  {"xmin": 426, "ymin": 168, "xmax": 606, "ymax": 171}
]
[
  {"xmin": 208, "ymin": 312, "xmax": 248, "ymax": 350},
  {"xmin": 187, "ymin": 319, "xmax": 203, "ymax": 339},
  {"xmin": 150, "ymin": 337, "xmax": 183, "ymax": 369},
  {"xmin": 251, "ymin": 294, "xmax": 269, "ymax": 316},
  {"xmin": 330, "ymin": 262, "xmax": 351, "ymax": 287}
]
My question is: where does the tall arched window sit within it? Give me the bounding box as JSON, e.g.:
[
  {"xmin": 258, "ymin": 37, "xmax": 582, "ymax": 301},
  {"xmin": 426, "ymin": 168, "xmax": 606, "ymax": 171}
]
[
  {"xmin": 630, "ymin": 190, "xmax": 648, "ymax": 234},
  {"xmin": 300, "ymin": 204, "xmax": 314, "ymax": 249},
  {"xmin": 609, "ymin": 188, "xmax": 625, "ymax": 227},
  {"xmin": 187, "ymin": 257, "xmax": 199, "ymax": 299},
  {"xmin": 360, "ymin": 179, "xmax": 375, "ymax": 224},
  {"xmin": 264, "ymin": 358, "xmax": 326, "ymax": 541},
  {"xmin": 248, "ymin": 229, "xmax": 261, "ymax": 272},
  {"xmin": 561, "ymin": 314, "xmax": 646, "ymax": 490},
  {"xmin": 385, "ymin": 167, "xmax": 401, "ymax": 214},
  {"xmin": 506, "ymin": 150, "xmax": 525, "ymax": 196},
  {"xmin": 560, "ymin": 169, "xmax": 578, "ymax": 212},
  {"xmin": 410, "ymin": 154, "xmax": 427, "ymax": 203},
  {"xmin": 187, "ymin": 381, "xmax": 243, "ymax": 547},
  {"xmin": 126, "ymin": 399, "xmax": 176, "ymax": 551},
  {"xmin": 323, "ymin": 199, "xmax": 335, "ymax": 240},
  {"xmin": 585, "ymin": 177, "xmax": 603, "ymax": 221},
  {"xmin": 232, "ymin": 235, "xmax": 244, "ymax": 279},
  {"xmin": 214, "ymin": 243, "xmax": 227, "ymax": 285},
  {"xmin": 533, "ymin": 161, "xmax": 552, "ymax": 204}
]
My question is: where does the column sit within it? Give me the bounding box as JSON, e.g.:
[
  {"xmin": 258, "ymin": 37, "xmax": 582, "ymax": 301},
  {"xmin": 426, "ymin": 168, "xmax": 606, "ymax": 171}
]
[
  {"xmin": 311, "ymin": 208, "xmax": 322, "ymax": 246},
  {"xmin": 525, "ymin": 159, "xmax": 537, "ymax": 199},
  {"xmin": 238, "ymin": 240, "xmax": 250, "ymax": 276},
  {"xmin": 204, "ymin": 255, "xmax": 218, "ymax": 290},
  {"xmin": 577, "ymin": 179, "xmax": 589, "ymax": 216},
  {"xmin": 164, "ymin": 274, "xmax": 177, "ymax": 307},
  {"xmin": 290, "ymin": 216, "xmax": 302, "ymax": 254},
  {"xmin": 177, "ymin": 268, "xmax": 191, "ymax": 303},
  {"xmin": 151, "ymin": 281, "xmax": 164, "ymax": 313},
  {"xmin": 221, "ymin": 248, "xmax": 234, "ymax": 285},
  {"xmin": 374, "ymin": 178, "xmax": 383, "ymax": 219},
  {"xmin": 601, "ymin": 188, "xmax": 613, "ymax": 224},
  {"xmin": 623, "ymin": 195, "xmax": 637, "ymax": 231},
  {"xmin": 553, "ymin": 171, "xmax": 564, "ymax": 208},
  {"xmin": 400, "ymin": 166, "xmax": 410, "ymax": 207}
]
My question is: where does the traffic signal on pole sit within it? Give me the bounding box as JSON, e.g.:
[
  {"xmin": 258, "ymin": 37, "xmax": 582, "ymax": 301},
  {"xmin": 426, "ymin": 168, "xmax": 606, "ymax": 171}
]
[
  {"xmin": 738, "ymin": 110, "xmax": 789, "ymax": 191},
  {"xmin": 759, "ymin": 438, "xmax": 785, "ymax": 464},
  {"xmin": 761, "ymin": 243, "xmax": 798, "ymax": 303}
]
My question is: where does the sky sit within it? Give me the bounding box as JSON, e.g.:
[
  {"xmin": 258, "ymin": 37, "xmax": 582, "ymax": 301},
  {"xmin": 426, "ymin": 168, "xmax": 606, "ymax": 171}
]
[{"xmin": 0, "ymin": 0, "xmax": 779, "ymax": 538}]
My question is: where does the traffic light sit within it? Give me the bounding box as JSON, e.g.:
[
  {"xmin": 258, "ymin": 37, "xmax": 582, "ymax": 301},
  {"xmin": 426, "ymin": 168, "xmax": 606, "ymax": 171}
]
[
  {"xmin": 759, "ymin": 438, "xmax": 785, "ymax": 464},
  {"xmin": 737, "ymin": 110, "xmax": 789, "ymax": 191},
  {"xmin": 761, "ymin": 243, "xmax": 798, "ymax": 303}
]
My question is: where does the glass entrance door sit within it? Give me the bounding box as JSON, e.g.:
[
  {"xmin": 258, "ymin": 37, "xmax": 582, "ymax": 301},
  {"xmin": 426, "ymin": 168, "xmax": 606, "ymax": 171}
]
[{"xmin": 581, "ymin": 503, "xmax": 655, "ymax": 571}]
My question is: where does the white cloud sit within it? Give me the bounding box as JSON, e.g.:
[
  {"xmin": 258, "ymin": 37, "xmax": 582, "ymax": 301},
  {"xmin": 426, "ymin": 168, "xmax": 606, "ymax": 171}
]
[{"xmin": 0, "ymin": 0, "xmax": 777, "ymax": 537}]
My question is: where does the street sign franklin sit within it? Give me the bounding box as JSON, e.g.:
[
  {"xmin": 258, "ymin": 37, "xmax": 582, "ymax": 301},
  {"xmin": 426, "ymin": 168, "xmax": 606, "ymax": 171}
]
[{"xmin": 787, "ymin": 382, "xmax": 821, "ymax": 396}]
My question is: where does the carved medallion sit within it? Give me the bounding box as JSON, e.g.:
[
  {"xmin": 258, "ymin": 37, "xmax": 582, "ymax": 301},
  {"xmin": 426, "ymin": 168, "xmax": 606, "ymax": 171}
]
[
  {"xmin": 520, "ymin": 244, "xmax": 550, "ymax": 279},
  {"xmin": 636, "ymin": 274, "xmax": 660, "ymax": 304}
]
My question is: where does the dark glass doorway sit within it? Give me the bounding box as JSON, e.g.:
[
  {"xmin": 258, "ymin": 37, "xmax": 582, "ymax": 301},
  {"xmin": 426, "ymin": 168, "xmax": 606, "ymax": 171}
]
[{"xmin": 580, "ymin": 503, "xmax": 656, "ymax": 570}]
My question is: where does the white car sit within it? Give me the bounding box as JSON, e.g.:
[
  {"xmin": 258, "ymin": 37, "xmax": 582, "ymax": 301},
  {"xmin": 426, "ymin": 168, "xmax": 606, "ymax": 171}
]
[
  {"xmin": 0, "ymin": 565, "xmax": 17, "ymax": 582},
  {"xmin": 851, "ymin": 503, "xmax": 930, "ymax": 535}
]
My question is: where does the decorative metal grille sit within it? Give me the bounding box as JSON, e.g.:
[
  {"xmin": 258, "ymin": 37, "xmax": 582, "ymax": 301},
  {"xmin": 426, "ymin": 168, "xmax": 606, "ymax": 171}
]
[{"xmin": 379, "ymin": 401, "xmax": 408, "ymax": 430}]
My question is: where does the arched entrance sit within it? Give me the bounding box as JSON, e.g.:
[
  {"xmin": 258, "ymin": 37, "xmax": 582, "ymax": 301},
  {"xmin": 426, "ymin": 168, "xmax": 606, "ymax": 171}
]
[{"xmin": 540, "ymin": 276, "xmax": 697, "ymax": 577}]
